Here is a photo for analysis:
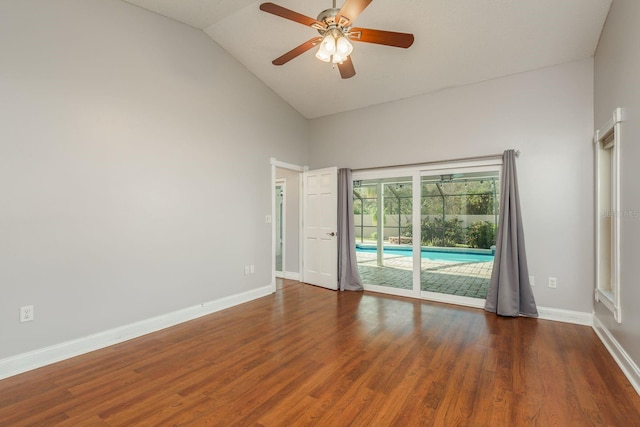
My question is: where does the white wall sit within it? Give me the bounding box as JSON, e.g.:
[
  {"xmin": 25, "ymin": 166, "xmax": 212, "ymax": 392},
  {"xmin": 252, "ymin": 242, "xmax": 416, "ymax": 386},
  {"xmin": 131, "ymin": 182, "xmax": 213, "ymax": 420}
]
[
  {"xmin": 593, "ymin": 0, "xmax": 640, "ymax": 370},
  {"xmin": 310, "ymin": 59, "xmax": 595, "ymax": 313},
  {"xmin": 0, "ymin": 0, "xmax": 308, "ymax": 359},
  {"xmin": 275, "ymin": 167, "xmax": 300, "ymax": 275}
]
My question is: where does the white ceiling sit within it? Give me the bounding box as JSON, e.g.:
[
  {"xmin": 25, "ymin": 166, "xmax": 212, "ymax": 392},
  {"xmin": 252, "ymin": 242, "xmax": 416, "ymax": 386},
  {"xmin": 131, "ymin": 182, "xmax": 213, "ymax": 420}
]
[{"xmin": 123, "ymin": 0, "xmax": 612, "ymax": 119}]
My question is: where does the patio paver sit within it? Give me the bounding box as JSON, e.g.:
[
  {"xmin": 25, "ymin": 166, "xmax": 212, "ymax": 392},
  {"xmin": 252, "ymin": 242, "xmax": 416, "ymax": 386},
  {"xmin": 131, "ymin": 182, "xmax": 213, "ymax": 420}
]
[{"xmin": 357, "ymin": 252, "xmax": 492, "ymax": 299}]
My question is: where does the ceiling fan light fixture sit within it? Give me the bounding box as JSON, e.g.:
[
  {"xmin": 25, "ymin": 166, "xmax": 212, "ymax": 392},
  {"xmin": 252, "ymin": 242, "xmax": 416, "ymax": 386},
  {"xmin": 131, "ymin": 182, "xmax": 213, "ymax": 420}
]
[
  {"xmin": 315, "ymin": 33, "xmax": 335, "ymax": 62},
  {"xmin": 315, "ymin": 30, "xmax": 353, "ymax": 64},
  {"xmin": 331, "ymin": 50, "xmax": 347, "ymax": 64},
  {"xmin": 322, "ymin": 34, "xmax": 336, "ymax": 52},
  {"xmin": 336, "ymin": 36, "xmax": 353, "ymax": 56},
  {"xmin": 315, "ymin": 48, "xmax": 332, "ymax": 62}
]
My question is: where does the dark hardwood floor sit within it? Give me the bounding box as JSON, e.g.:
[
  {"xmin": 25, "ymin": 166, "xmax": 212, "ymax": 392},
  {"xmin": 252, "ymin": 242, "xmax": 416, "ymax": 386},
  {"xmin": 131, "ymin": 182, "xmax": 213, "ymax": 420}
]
[{"xmin": 1, "ymin": 281, "xmax": 639, "ymax": 426}]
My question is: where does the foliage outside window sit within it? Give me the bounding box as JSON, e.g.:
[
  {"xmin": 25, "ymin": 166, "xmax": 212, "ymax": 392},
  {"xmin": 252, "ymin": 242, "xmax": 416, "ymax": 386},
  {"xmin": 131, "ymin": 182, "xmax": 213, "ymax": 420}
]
[{"xmin": 354, "ymin": 174, "xmax": 499, "ymax": 249}]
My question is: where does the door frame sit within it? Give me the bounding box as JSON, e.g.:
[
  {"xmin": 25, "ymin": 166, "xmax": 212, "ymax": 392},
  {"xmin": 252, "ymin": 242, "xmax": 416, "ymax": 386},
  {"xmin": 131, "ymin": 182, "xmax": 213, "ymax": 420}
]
[{"xmin": 270, "ymin": 158, "xmax": 304, "ymax": 292}]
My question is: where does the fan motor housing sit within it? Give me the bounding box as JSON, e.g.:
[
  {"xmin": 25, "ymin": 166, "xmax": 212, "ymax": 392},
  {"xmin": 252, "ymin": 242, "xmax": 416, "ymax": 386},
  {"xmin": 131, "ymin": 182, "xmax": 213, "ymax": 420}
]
[{"xmin": 316, "ymin": 8, "xmax": 341, "ymax": 33}]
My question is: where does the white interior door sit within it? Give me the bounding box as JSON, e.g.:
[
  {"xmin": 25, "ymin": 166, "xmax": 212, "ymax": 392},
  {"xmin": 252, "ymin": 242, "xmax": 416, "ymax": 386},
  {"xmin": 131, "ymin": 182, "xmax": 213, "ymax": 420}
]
[{"xmin": 303, "ymin": 167, "xmax": 338, "ymax": 290}]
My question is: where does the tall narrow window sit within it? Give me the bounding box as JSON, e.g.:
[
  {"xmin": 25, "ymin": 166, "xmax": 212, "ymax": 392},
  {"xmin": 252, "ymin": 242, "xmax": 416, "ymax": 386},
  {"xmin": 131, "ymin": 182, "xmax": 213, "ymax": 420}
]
[{"xmin": 595, "ymin": 108, "xmax": 622, "ymax": 322}]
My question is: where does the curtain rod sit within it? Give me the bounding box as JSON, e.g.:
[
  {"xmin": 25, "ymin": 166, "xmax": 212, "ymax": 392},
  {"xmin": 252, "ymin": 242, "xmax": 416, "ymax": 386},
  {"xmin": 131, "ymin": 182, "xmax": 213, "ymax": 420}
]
[{"xmin": 352, "ymin": 150, "xmax": 520, "ymax": 172}]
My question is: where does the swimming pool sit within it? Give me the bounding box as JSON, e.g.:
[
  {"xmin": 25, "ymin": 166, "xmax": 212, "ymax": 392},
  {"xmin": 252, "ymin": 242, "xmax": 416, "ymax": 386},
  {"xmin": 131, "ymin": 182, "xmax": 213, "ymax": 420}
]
[{"xmin": 356, "ymin": 246, "xmax": 494, "ymax": 263}]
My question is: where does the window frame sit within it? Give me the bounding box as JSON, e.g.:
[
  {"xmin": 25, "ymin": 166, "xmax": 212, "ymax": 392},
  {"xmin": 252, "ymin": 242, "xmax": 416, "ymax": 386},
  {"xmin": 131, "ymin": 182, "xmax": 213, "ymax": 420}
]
[{"xmin": 594, "ymin": 107, "xmax": 622, "ymax": 323}]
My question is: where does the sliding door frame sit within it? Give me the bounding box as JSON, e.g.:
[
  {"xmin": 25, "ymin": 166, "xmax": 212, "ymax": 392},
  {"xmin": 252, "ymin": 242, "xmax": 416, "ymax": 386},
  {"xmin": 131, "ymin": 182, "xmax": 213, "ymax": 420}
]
[
  {"xmin": 353, "ymin": 158, "xmax": 502, "ymax": 308},
  {"xmin": 418, "ymin": 162, "xmax": 502, "ymax": 308},
  {"xmin": 353, "ymin": 167, "xmax": 421, "ymax": 298}
]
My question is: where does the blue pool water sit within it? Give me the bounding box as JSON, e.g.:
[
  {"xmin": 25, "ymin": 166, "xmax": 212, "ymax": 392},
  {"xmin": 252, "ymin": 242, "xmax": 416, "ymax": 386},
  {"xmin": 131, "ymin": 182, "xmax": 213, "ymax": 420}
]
[{"xmin": 356, "ymin": 246, "xmax": 493, "ymax": 263}]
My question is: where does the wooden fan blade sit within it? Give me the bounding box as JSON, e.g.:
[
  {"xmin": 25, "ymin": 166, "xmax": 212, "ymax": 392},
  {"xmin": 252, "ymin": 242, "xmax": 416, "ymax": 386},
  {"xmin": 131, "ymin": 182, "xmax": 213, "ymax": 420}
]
[
  {"xmin": 336, "ymin": 0, "xmax": 372, "ymax": 26},
  {"xmin": 272, "ymin": 37, "xmax": 322, "ymax": 66},
  {"xmin": 338, "ymin": 56, "xmax": 356, "ymax": 79},
  {"xmin": 349, "ymin": 27, "xmax": 415, "ymax": 48},
  {"xmin": 260, "ymin": 3, "xmax": 326, "ymax": 29}
]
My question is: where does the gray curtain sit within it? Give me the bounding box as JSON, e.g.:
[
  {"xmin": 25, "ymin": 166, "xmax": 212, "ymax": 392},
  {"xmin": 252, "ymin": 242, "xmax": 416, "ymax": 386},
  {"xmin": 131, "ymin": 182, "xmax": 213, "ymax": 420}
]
[
  {"xmin": 485, "ymin": 150, "xmax": 538, "ymax": 317},
  {"xmin": 337, "ymin": 168, "xmax": 364, "ymax": 291}
]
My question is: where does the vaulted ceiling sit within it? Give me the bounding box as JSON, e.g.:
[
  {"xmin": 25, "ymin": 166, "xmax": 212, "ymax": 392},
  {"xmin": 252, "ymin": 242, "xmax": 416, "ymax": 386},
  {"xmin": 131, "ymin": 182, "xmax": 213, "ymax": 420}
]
[{"xmin": 123, "ymin": 0, "xmax": 612, "ymax": 118}]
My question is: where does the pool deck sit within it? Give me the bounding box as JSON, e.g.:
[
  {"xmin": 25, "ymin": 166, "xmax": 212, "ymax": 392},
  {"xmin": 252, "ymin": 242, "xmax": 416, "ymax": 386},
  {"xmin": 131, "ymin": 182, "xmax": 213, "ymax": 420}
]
[{"xmin": 357, "ymin": 251, "xmax": 492, "ymax": 299}]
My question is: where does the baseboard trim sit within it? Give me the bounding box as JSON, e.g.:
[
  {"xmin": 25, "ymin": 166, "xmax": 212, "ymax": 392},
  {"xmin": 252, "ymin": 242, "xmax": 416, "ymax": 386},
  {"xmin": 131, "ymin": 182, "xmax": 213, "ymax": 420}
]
[
  {"xmin": 537, "ymin": 306, "xmax": 593, "ymax": 326},
  {"xmin": 0, "ymin": 285, "xmax": 273, "ymax": 381},
  {"xmin": 593, "ymin": 315, "xmax": 640, "ymax": 396},
  {"xmin": 360, "ymin": 291, "xmax": 593, "ymax": 325},
  {"xmin": 283, "ymin": 271, "xmax": 300, "ymax": 281}
]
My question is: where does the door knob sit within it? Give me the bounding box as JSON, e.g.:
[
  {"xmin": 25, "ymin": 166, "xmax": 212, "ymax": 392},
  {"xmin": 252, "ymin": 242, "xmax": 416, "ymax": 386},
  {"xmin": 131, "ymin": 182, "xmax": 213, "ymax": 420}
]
[{"xmin": 327, "ymin": 232, "xmax": 337, "ymax": 237}]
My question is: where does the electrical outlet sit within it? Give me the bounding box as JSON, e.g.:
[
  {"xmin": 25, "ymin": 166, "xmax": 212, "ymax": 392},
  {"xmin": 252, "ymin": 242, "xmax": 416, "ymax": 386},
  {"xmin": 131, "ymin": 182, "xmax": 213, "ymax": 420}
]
[
  {"xmin": 529, "ymin": 275, "xmax": 535, "ymax": 287},
  {"xmin": 548, "ymin": 277, "xmax": 557, "ymax": 288},
  {"xmin": 20, "ymin": 305, "xmax": 34, "ymax": 323}
]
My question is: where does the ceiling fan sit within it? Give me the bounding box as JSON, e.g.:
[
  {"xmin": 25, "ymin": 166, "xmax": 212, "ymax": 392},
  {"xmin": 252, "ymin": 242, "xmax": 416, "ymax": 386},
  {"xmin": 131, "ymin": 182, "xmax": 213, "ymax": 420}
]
[{"xmin": 259, "ymin": 0, "xmax": 414, "ymax": 79}]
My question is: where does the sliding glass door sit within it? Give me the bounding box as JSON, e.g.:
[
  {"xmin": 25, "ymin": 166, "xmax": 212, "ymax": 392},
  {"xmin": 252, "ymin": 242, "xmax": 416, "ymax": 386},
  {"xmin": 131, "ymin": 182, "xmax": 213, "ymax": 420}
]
[
  {"xmin": 419, "ymin": 170, "xmax": 499, "ymax": 305},
  {"xmin": 353, "ymin": 162, "xmax": 501, "ymax": 307},
  {"xmin": 353, "ymin": 176, "xmax": 414, "ymax": 296}
]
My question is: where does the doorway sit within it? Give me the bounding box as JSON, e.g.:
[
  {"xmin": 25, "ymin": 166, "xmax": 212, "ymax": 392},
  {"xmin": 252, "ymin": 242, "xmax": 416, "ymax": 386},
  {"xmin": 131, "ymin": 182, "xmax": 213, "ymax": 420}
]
[
  {"xmin": 272, "ymin": 160, "xmax": 304, "ymax": 290},
  {"xmin": 275, "ymin": 180, "xmax": 285, "ymax": 278}
]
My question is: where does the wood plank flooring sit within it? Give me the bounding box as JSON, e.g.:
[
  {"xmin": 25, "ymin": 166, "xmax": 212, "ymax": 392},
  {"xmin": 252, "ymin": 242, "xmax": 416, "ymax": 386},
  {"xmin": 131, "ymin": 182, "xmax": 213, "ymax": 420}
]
[{"xmin": 1, "ymin": 281, "xmax": 639, "ymax": 426}]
